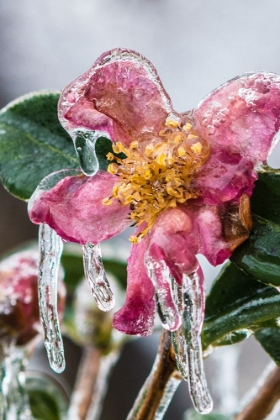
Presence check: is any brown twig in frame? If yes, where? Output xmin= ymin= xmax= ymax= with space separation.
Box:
xmin=233 ymin=365 xmax=280 ymax=420
xmin=126 ymin=330 xmax=182 ymax=420
xmin=68 ymin=346 xmax=102 ymax=420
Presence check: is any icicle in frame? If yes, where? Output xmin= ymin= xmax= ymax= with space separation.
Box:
xmin=171 ymin=271 xmax=213 ymax=414
xmin=145 ymin=255 xmax=181 ymax=331
xmin=82 ymin=243 xmax=115 ymax=312
xmin=38 ymin=224 xmax=65 ymax=373
xmin=71 ymin=129 xmax=99 ymax=176
xmin=0 ymin=341 xmax=34 ymax=420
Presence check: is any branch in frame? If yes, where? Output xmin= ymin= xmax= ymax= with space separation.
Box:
xmin=233 ymin=365 xmax=280 ymax=420
xmin=126 ymin=330 xmax=182 ymax=420
xmin=67 ymin=346 xmax=118 ymax=420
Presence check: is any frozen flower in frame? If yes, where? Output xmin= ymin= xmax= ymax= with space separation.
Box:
xmin=0 ymin=250 xmax=65 ymax=346
xmin=29 ymin=49 xmax=280 ymax=337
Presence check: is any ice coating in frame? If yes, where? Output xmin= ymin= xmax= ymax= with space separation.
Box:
xmin=59 ymin=48 xmax=173 ymax=144
xmin=29 ymin=169 xmax=131 ymax=245
xmin=82 ymin=243 xmax=115 ymax=311
xmin=145 ymin=253 xmax=181 ymax=331
xmin=71 ymin=129 xmax=100 ymax=176
xmin=0 ymin=344 xmax=34 ymax=419
xmin=195 ymin=72 xmax=280 ymax=166
xmin=171 ymin=269 xmax=213 ymax=414
xmin=38 ymin=224 xmax=65 ymax=373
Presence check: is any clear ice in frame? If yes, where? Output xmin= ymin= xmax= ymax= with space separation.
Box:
xmin=171 ymin=271 xmax=213 ymax=414
xmin=38 ymin=224 xmax=65 ymax=373
xmin=0 ymin=341 xmax=34 ymax=420
xmin=145 ymin=256 xmax=181 ymax=331
xmin=82 ymin=243 xmax=115 ymax=312
xmin=71 ymin=129 xmax=100 ymax=176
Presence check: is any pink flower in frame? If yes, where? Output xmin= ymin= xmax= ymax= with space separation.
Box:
xmin=0 ymin=250 xmax=66 ymax=346
xmin=29 ymin=49 xmax=280 ymax=337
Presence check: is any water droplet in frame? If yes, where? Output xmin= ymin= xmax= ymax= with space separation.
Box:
xmin=0 ymin=342 xmax=35 ymax=419
xmin=38 ymin=224 xmax=65 ymax=373
xmin=171 ymin=271 xmax=213 ymax=414
xmin=71 ymin=129 xmax=100 ymax=176
xmin=145 ymin=255 xmax=181 ymax=331
xmin=82 ymin=243 xmax=115 ymax=312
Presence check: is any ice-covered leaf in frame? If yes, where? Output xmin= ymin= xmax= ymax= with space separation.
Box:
xmin=255 ymin=327 xmax=280 ymax=365
xmin=0 ymin=92 xmax=123 ymax=200
xmin=203 ymin=262 xmax=280 ymax=350
xmin=251 ymin=167 xmax=280 ymax=225
xmin=231 ymin=215 xmax=280 ymax=287
xmin=0 ymin=92 xmax=78 ymax=199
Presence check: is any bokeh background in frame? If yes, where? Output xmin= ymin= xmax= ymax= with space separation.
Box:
xmin=1 ymin=1 xmax=280 ymax=419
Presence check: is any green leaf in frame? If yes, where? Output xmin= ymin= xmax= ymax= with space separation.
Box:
xmin=231 ymin=215 xmax=280 ymax=287
xmin=255 ymin=327 xmax=280 ymax=366
xmin=0 ymin=92 xmax=79 ymax=200
xmin=203 ymin=262 xmax=280 ymax=350
xmin=29 ymin=389 xmax=61 ymax=420
xmin=0 ymin=92 xmax=123 ymax=200
xmin=26 ymin=374 xmax=67 ymax=420
xmin=251 ymin=167 xmax=280 ymax=225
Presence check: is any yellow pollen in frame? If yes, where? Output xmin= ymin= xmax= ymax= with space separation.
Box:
xmin=129 ymin=235 xmax=139 ymax=244
xmin=102 ymin=197 xmax=113 ymax=206
xmin=182 ymin=123 xmax=192 ymax=132
xmin=188 ymin=134 xmax=199 ymax=140
xmin=191 ymin=142 xmax=203 ymax=155
xmin=165 ymin=119 xmax=179 ymax=128
xmin=104 ymin=125 xmax=210 ymax=242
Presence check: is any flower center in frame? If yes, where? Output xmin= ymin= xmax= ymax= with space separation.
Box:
xmin=103 ymin=117 xmax=210 ymax=243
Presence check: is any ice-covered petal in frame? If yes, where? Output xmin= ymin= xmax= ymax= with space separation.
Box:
xmin=28 ymin=169 xmax=131 ymax=244
xmin=148 ymin=208 xmax=200 ymax=282
xmin=59 ymin=48 xmax=173 ymax=145
xmin=113 ymin=234 xmax=155 ymax=336
xmin=194 ymin=149 xmax=257 ymax=205
xmin=195 ymin=72 xmax=280 ymax=165
xmin=148 ymin=206 xmax=232 ymax=272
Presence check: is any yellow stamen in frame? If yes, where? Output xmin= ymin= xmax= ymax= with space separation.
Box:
xmin=165 ymin=119 xmax=179 ymax=128
xmin=102 ymin=197 xmax=113 ymax=206
xmin=104 ymin=122 xmax=210 ymax=241
xmin=182 ymin=123 xmax=192 ymax=132
xmin=191 ymin=142 xmax=203 ymax=154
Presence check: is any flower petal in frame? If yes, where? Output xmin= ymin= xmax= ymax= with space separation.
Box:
xmin=29 ymin=170 xmax=131 ymax=244
xmin=113 ymin=234 xmax=155 ymax=336
xmin=195 ymin=149 xmax=257 ymax=204
xmin=148 ymin=206 xmax=232 ymax=274
xmin=195 ymin=72 xmax=280 ymax=165
xmin=59 ymin=48 xmax=172 ymax=145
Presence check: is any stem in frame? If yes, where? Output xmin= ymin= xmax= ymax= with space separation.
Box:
xmin=67 ymin=346 xmax=119 ymax=420
xmin=233 ymin=365 xmax=280 ymax=420
xmin=126 ymin=330 xmax=182 ymax=420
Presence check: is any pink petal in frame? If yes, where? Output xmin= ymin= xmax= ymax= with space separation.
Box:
xmin=195 ymin=72 xmax=280 ymax=165
xmin=59 ymin=48 xmax=172 ymax=145
xmin=194 ymin=149 xmax=257 ymax=205
xmin=29 ymin=170 xmax=131 ymax=244
xmin=148 ymin=208 xmax=200 ymax=283
xmin=148 ymin=206 xmax=231 ymax=275
xmin=113 ymin=234 xmax=155 ymax=336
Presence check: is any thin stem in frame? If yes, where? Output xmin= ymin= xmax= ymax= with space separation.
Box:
xmin=67 ymin=346 xmax=118 ymax=420
xmin=126 ymin=330 xmax=182 ymax=420
xmin=233 ymin=365 xmax=280 ymax=420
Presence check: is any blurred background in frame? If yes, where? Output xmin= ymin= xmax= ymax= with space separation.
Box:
xmin=1 ymin=0 xmax=280 ymax=418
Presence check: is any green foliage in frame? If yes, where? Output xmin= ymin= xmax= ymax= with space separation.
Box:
xmin=26 ymin=375 xmax=67 ymax=420
xmin=0 ymin=92 xmax=123 ymax=200
xmin=203 ymin=262 xmax=280 ymax=350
